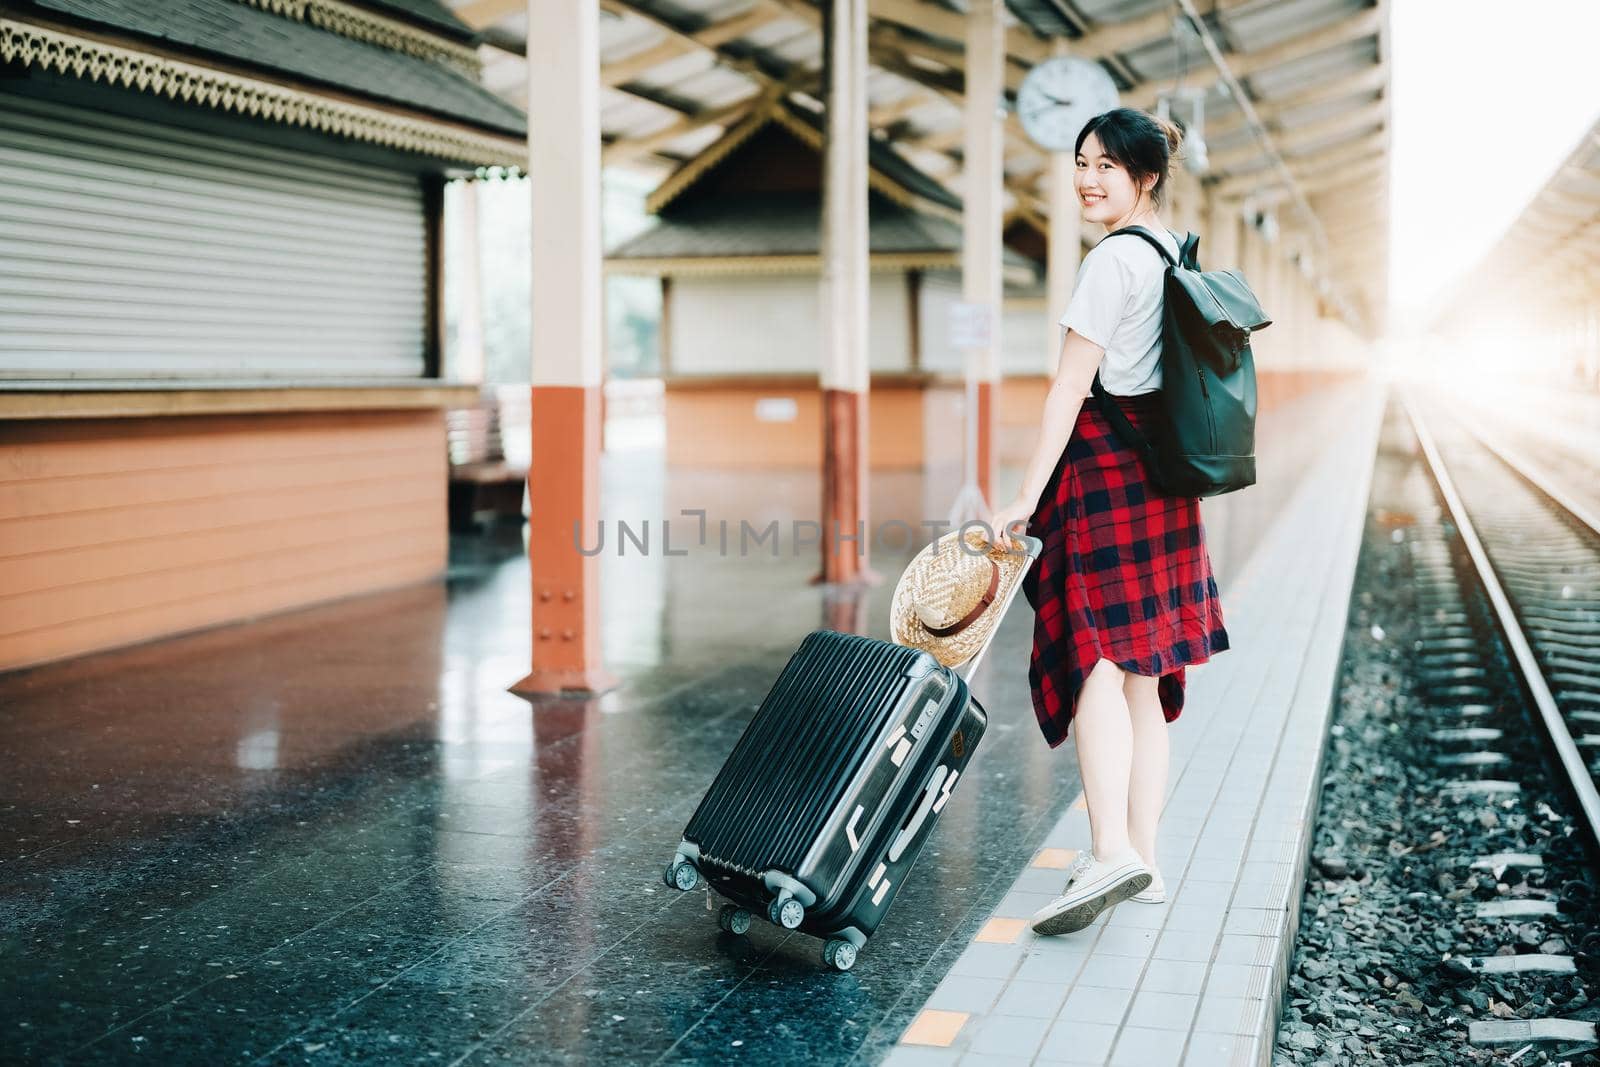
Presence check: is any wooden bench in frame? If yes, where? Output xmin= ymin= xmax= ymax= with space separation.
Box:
xmin=447 ymin=389 xmax=527 ymax=531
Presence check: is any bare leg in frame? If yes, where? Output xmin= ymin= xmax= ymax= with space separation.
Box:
xmin=1072 ymin=657 xmax=1135 ymax=859
xmin=1123 ymin=671 xmax=1169 ymax=869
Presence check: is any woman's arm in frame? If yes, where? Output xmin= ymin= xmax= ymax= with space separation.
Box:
xmin=1018 ymin=329 xmax=1107 ymax=509
xmin=988 ymin=328 xmax=1106 ymax=546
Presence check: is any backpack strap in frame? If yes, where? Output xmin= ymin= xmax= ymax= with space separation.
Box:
xmin=1090 ymin=372 xmax=1160 ymax=470
xmin=1103 ymin=225 xmax=1180 ymax=267
xmin=1178 ymin=231 xmax=1200 ymax=270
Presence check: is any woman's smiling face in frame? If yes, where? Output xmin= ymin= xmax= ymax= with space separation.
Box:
xmin=1075 ymin=131 xmax=1153 ymax=225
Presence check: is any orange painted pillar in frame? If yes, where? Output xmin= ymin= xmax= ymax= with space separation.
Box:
xmin=514 ymin=0 xmax=617 ymax=697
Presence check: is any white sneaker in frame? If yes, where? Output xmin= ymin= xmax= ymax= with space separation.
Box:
xmin=1130 ymin=867 xmax=1166 ymax=903
xmin=1030 ymin=848 xmax=1151 ymax=935
xmin=1067 ymin=851 xmax=1164 ymax=904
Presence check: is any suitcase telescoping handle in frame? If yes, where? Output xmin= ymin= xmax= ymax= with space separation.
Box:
xmin=955 ymin=531 xmax=1043 ymax=683
xmin=888 ymin=764 xmax=951 ymax=862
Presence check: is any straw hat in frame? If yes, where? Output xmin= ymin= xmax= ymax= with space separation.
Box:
xmin=891 ymin=527 xmax=1030 ymax=667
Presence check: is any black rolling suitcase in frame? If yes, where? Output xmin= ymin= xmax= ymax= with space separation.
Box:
xmin=663 ymin=534 xmax=1042 ymax=971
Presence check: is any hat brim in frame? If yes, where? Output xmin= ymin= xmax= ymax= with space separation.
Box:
xmin=890 ymin=530 xmax=1031 ymax=668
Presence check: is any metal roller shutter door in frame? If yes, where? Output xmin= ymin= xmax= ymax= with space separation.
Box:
xmin=0 ymin=93 xmax=427 ymax=380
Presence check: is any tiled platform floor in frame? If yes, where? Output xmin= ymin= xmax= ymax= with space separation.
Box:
xmin=885 ymin=381 xmax=1386 ymax=1067
xmin=1 ymin=377 xmax=1376 ymax=1065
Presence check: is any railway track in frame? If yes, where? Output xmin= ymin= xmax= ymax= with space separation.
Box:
xmin=1401 ymin=387 xmax=1600 ymax=1058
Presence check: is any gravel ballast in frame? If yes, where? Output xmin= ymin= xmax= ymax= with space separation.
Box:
xmin=1273 ymin=399 xmax=1600 ymax=1066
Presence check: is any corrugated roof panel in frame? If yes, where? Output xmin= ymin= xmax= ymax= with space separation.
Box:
xmin=1277 ymin=87 xmax=1382 ymax=129
xmin=1074 ymin=0 xmax=1173 ymax=23
xmin=1204 ymin=123 xmax=1261 ymax=157
xmin=1221 ymin=0 xmax=1366 ymax=53
xmin=904 ymin=100 xmax=961 ymax=129
xmin=600 ymin=93 xmax=674 ymax=137
xmin=661 ymin=123 xmax=730 ymax=158
xmin=1246 ymin=36 xmax=1376 ymax=97
xmin=763 ymin=29 xmax=823 ymax=68
xmin=664 ymin=67 xmax=764 ymax=110
xmin=661 ymin=0 xmax=755 ymax=18
xmin=739 ymin=15 xmax=815 ymax=50
xmin=631 ymin=48 xmax=720 ymax=89
xmin=1118 ymin=35 xmax=1218 ymax=84
xmin=1281 ymin=121 xmax=1382 ymax=163
xmin=600 ymin=15 xmax=667 ymax=61
xmin=480 ymin=50 xmax=526 ymax=95
xmin=610 ymin=106 xmax=679 ymax=142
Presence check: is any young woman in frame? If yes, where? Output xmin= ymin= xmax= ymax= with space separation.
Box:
xmin=989 ymin=107 xmax=1232 ymax=936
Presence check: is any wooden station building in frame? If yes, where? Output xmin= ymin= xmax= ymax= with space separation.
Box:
xmin=0 ymin=0 xmax=524 ymax=671
xmin=605 ymin=96 xmax=1050 ymax=470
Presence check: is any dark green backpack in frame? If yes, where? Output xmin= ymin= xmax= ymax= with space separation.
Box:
xmin=1090 ymin=225 xmax=1270 ymax=498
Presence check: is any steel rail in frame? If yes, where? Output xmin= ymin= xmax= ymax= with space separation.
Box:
xmin=1401 ymin=388 xmax=1600 ymax=850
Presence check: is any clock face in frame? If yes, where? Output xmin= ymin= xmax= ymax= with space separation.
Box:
xmin=1017 ymin=57 xmax=1120 ymax=154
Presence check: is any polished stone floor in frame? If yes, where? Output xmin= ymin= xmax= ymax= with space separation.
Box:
xmin=0 ymin=384 xmax=1363 ymax=1065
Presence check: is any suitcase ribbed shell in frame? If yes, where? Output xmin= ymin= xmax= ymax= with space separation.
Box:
xmin=683 ymin=630 xmax=934 ymax=875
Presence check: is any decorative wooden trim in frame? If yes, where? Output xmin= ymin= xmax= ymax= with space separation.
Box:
xmin=238 ymin=0 xmax=482 ymax=77
xmin=0 ymin=19 xmax=525 ymax=166
xmin=0 ymin=384 xmax=483 ymax=419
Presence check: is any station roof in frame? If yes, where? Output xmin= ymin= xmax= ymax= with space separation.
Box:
xmin=607 ymin=101 xmax=1037 ymax=280
xmin=446 ymin=0 xmax=1393 ymax=335
xmin=6 ymin=0 xmax=527 ymax=154
xmin=1432 ymin=111 xmax=1600 ymax=328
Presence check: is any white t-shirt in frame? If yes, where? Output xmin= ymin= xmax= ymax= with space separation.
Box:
xmin=1058 ymin=227 xmax=1181 ymax=396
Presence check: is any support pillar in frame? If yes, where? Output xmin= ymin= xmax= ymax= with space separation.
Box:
xmin=962 ymin=0 xmax=1005 ymax=509
xmin=817 ymin=0 xmax=872 ymax=586
xmin=514 ymin=0 xmax=617 ymax=697
xmin=1045 ymin=147 xmax=1081 ymax=375
xmin=1043 ymin=40 xmax=1081 ymax=376
xmin=453 ymin=179 xmax=486 ymax=386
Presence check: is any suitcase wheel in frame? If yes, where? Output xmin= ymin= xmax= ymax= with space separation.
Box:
xmin=717 ymin=904 xmax=752 ymax=936
xmin=767 ymin=896 xmax=805 ymax=930
xmin=665 ymin=860 xmax=700 ymax=892
xmin=822 ymin=939 xmax=858 ymax=972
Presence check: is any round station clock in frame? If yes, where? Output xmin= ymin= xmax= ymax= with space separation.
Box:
xmin=1016 ymin=56 xmax=1119 ymax=153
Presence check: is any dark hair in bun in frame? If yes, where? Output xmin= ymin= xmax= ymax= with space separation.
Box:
xmin=1074 ymin=107 xmax=1185 ymax=210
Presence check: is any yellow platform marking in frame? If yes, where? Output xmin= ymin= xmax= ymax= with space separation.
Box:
xmin=901 ymin=1009 xmax=969 ymax=1047
xmin=974 ymin=917 xmax=1028 ymax=944
xmin=1032 ymin=847 xmax=1079 ymax=869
